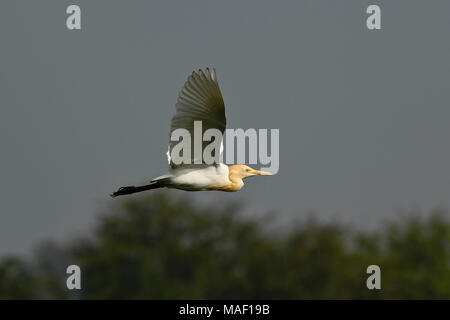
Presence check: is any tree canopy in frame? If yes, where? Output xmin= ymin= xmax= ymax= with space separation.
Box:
xmin=1 ymin=192 xmax=449 ymax=299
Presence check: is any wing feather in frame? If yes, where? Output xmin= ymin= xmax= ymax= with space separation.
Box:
xmin=167 ymin=68 xmax=226 ymax=168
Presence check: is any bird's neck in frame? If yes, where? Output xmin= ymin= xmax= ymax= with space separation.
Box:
xmin=228 ymin=175 xmax=244 ymax=191
xmin=226 ymin=165 xmax=244 ymax=191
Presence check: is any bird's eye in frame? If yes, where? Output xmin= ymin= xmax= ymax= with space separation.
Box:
xmin=246 ymin=169 xmax=250 ymax=172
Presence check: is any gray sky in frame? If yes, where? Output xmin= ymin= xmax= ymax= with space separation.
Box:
xmin=1 ymin=1 xmax=449 ymax=257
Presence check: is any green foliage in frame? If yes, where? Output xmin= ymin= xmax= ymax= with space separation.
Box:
xmin=0 ymin=193 xmax=449 ymax=299
xmin=0 ymin=257 xmax=37 ymax=299
xmin=376 ymin=213 xmax=450 ymax=299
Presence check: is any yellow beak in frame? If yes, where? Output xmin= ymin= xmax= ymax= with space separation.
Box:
xmin=249 ymin=169 xmax=272 ymax=176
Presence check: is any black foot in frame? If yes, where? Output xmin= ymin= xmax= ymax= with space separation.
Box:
xmin=110 ymin=186 xmax=136 ymax=197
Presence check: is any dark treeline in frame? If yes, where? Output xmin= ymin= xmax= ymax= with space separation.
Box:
xmin=1 ymin=192 xmax=449 ymax=299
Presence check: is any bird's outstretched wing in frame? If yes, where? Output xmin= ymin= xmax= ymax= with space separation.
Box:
xmin=167 ymin=68 xmax=226 ymax=168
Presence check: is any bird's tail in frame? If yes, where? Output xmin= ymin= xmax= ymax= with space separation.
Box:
xmin=111 ymin=181 xmax=165 ymax=197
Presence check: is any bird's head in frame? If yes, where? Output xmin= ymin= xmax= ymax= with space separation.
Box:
xmin=230 ymin=165 xmax=272 ymax=179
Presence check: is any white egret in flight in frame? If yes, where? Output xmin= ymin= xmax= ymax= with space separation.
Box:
xmin=111 ymin=68 xmax=271 ymax=197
